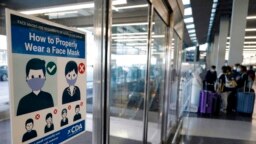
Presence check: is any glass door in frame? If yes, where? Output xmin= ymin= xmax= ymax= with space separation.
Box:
xmin=109 ymin=0 xmax=150 ymax=143
xmin=147 ymin=11 xmax=168 ymax=144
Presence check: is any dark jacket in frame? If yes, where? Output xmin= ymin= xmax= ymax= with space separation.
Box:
xmin=204 ymin=70 xmax=217 ymax=84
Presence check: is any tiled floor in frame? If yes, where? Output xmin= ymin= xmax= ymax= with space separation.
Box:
xmin=180 ymin=115 xmax=256 ymax=144
xmin=180 ymin=135 xmax=256 ymax=144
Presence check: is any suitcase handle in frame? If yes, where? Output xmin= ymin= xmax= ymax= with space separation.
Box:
xmin=243 ymin=81 xmax=251 ymax=92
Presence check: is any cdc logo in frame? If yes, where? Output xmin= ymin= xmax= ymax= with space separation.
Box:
xmin=68 ymin=123 xmax=83 ymax=135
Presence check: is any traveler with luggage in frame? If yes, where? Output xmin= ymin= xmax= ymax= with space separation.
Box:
xmin=204 ymin=65 xmax=217 ymax=92
xmin=198 ymin=66 xmax=220 ymax=115
xmin=236 ymin=65 xmax=255 ymax=116
xmin=247 ymin=65 xmax=255 ymax=89
xmin=226 ymin=66 xmax=238 ymax=113
xmin=236 ymin=65 xmax=248 ymax=89
xmin=232 ymin=63 xmax=241 ymax=79
xmin=218 ymin=66 xmax=237 ymax=113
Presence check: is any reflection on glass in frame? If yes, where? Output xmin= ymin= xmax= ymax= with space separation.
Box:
xmin=167 ymin=32 xmax=179 ymax=133
xmin=109 ymin=0 xmax=149 ymax=143
xmin=147 ymin=12 xmax=167 ymax=144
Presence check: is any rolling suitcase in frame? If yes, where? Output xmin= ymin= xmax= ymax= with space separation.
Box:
xmin=198 ymin=90 xmax=213 ymax=114
xmin=211 ymin=93 xmax=221 ymax=115
xmin=236 ymin=84 xmax=255 ymax=115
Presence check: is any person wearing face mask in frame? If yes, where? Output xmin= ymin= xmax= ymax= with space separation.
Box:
xmin=236 ymin=65 xmax=248 ymax=89
xmin=247 ymin=65 xmax=255 ymax=89
xmin=62 ymin=61 xmax=80 ymax=104
xmin=22 ymin=118 xmax=37 ymax=142
xmin=232 ymin=63 xmax=241 ymax=79
xmin=17 ymin=58 xmax=54 ymax=116
xmin=204 ymin=65 xmax=217 ymax=92
xmin=44 ymin=113 xmax=54 ymax=133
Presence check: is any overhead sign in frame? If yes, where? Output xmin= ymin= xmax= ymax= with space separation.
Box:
xmin=6 ymin=9 xmax=87 ymax=144
xmin=185 ymin=50 xmax=195 ymax=62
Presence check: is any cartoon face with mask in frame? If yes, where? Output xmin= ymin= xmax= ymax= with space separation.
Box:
xmin=26 ymin=69 xmax=46 ymax=91
xmin=17 ymin=58 xmax=54 ymax=116
xmin=62 ymin=61 xmax=81 ymax=104
xmin=65 ymin=69 xmax=77 ymax=86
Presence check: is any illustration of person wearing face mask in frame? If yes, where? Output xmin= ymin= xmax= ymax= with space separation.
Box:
xmin=22 ymin=118 xmax=37 ymax=142
xmin=44 ymin=113 xmax=54 ymax=133
xmin=17 ymin=58 xmax=54 ymax=116
xmin=62 ymin=61 xmax=80 ymax=104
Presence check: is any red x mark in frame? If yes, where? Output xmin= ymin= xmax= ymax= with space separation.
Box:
xmin=35 ymin=114 xmax=40 ymax=120
xmin=78 ymin=63 xmax=85 ymax=74
xmin=53 ymin=109 xmax=58 ymax=114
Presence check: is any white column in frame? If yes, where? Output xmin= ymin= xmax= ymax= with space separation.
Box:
xmin=228 ymin=0 xmax=249 ymax=65
xmin=216 ymin=17 xmax=229 ymax=73
xmin=210 ymin=34 xmax=219 ymax=67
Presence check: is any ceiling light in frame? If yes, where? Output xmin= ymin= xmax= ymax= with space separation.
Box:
xmin=184 ymin=17 xmax=194 ymax=23
xmin=112 ymin=0 xmax=127 ymax=5
xmin=44 ymin=10 xmax=78 ymax=16
xmin=245 ymin=36 xmax=256 ymax=39
xmin=112 ymin=22 xmax=149 ymax=27
xmin=184 ymin=7 xmax=192 ymax=16
xmin=244 ymin=45 xmax=256 ymax=48
xmin=244 ymin=41 xmax=256 ymax=44
xmin=182 ymin=0 xmax=190 ymax=5
xmin=244 ymin=49 xmax=256 ymax=51
xmin=245 ymin=28 xmax=256 ymax=32
xmin=213 ymin=0 xmax=218 ymax=2
xmin=189 ymin=33 xmax=196 ymax=37
xmin=188 ymin=29 xmax=195 ymax=33
xmin=112 ymin=6 xmax=119 ymax=11
xmin=112 ymin=35 xmax=164 ymax=39
xmin=211 ymin=9 xmax=216 ymax=13
xmin=116 ymin=4 xmax=148 ymax=10
xmin=212 ymin=3 xmax=217 ymax=8
xmin=20 ymin=3 xmax=94 ymax=14
xmin=112 ymin=32 xmax=148 ymax=36
xmin=114 ymin=39 xmax=148 ymax=42
xmin=112 ymin=36 xmax=147 ymax=39
xmin=152 ymin=35 xmax=165 ymax=38
xmin=186 ymin=24 xmax=195 ymax=29
xmin=247 ymin=16 xmax=256 ymax=20
xmin=21 ymin=0 xmax=126 ymax=15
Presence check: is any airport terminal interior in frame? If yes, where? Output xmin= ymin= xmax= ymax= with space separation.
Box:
xmin=0 ymin=0 xmax=256 ymax=144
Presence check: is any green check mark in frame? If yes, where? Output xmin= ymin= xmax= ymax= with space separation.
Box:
xmin=47 ymin=61 xmax=57 ymax=75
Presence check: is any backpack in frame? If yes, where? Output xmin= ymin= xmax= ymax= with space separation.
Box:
xmin=225 ymin=75 xmax=237 ymax=88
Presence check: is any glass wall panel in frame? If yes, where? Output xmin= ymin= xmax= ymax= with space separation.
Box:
xmin=109 ymin=0 xmax=149 ymax=143
xmin=167 ymin=31 xmax=179 ymax=132
xmin=147 ymin=11 xmax=167 ymax=144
